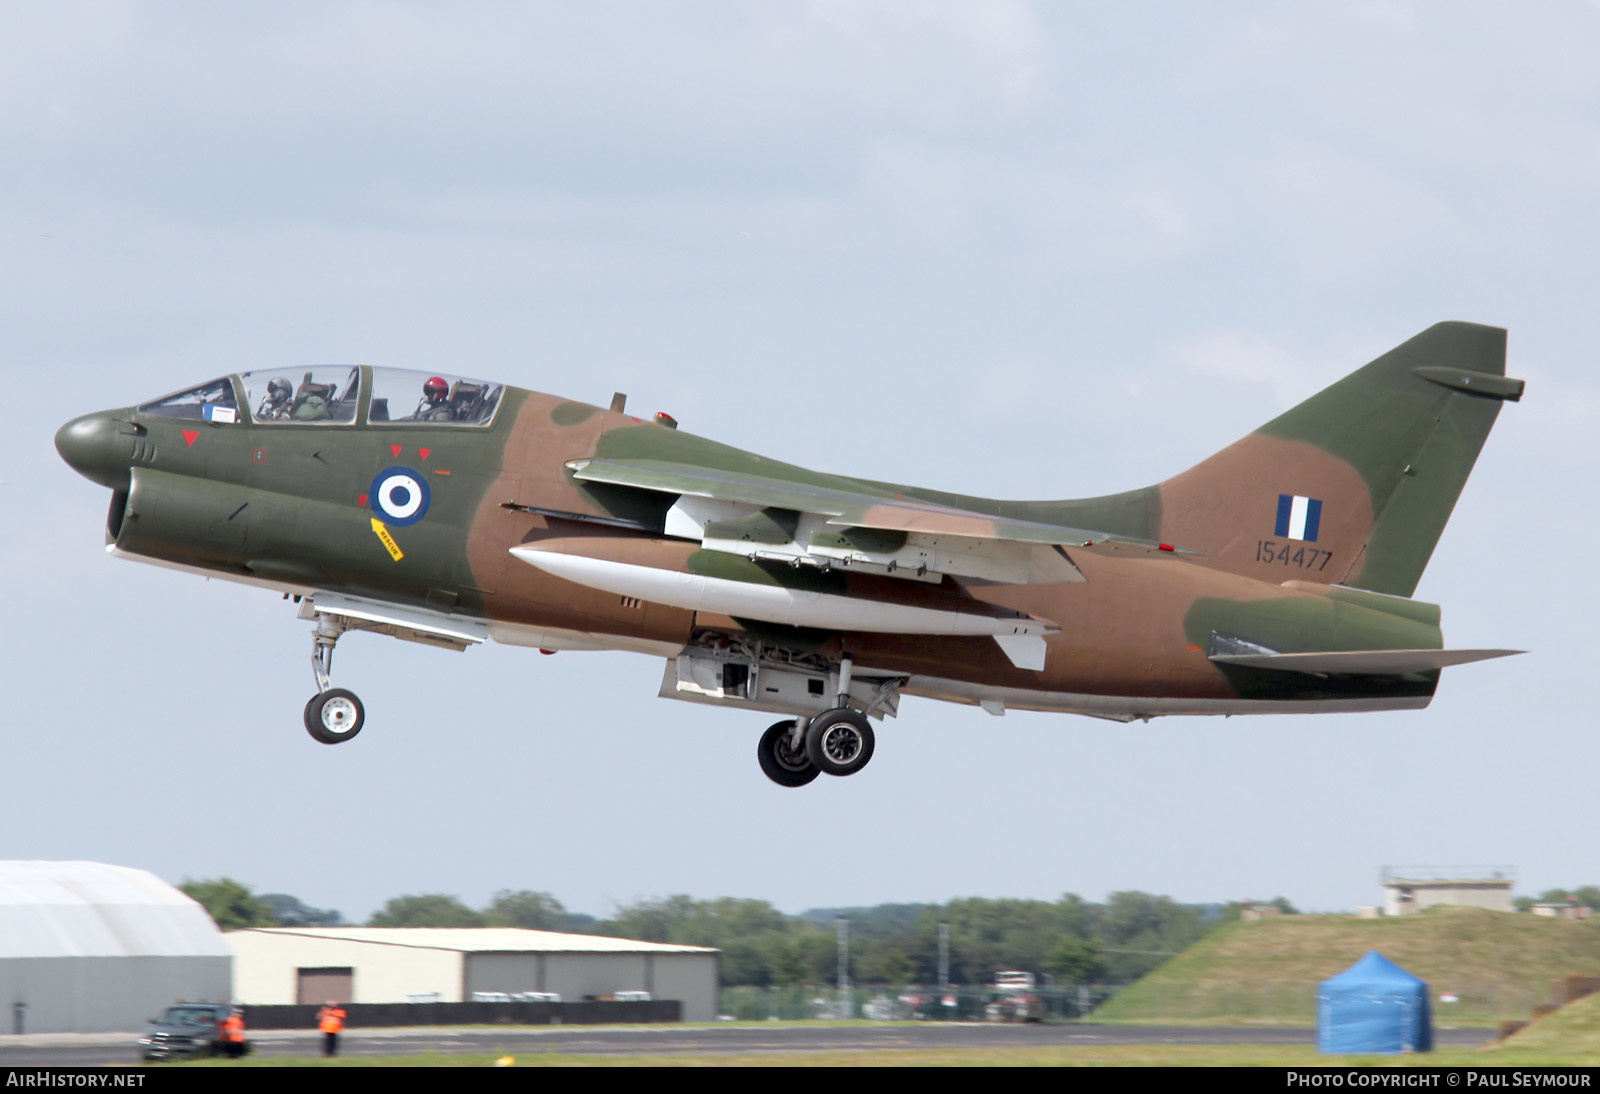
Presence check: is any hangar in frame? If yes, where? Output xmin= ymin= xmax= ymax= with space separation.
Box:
xmin=229 ymin=927 xmax=720 ymax=1021
xmin=0 ymin=861 xmax=232 ymax=1033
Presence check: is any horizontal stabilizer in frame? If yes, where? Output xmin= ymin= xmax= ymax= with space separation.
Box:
xmin=1210 ymin=648 xmax=1523 ymax=676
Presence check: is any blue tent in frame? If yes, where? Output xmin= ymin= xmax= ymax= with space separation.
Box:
xmin=1317 ymin=950 xmax=1433 ymax=1054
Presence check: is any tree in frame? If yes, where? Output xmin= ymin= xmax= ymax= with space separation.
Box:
xmin=1518 ymin=887 xmax=1600 ymax=912
xmin=601 ymin=896 xmax=788 ymax=948
xmin=861 ymin=946 xmax=916 ymax=988
xmin=484 ymin=890 xmax=567 ymax=930
xmin=180 ymin=878 xmax=278 ymax=930
xmin=259 ymin=892 xmax=343 ymax=927
xmin=769 ymin=938 xmax=811 ymax=987
xmin=368 ymin=893 xmax=484 ymax=928
xmin=1045 ymin=936 xmax=1104 ymax=984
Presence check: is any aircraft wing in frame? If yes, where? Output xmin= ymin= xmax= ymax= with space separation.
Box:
xmin=566 ymin=457 xmax=1188 ymax=585
xmin=1209 ymin=648 xmax=1524 ymax=676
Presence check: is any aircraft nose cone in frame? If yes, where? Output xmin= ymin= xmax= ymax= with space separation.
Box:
xmin=55 ymin=411 xmax=131 ymax=491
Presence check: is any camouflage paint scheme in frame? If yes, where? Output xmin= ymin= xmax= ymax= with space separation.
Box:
xmin=56 ymin=322 xmax=1522 ymax=758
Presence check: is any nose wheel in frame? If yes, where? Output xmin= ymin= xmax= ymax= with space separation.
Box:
xmin=305 ymin=614 xmax=364 ymax=745
xmin=305 ymin=688 xmax=364 ymax=744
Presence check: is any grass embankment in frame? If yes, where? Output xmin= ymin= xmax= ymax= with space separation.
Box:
xmin=1095 ymin=906 xmax=1600 ymax=1024
xmin=1488 ymin=988 xmax=1600 ymax=1055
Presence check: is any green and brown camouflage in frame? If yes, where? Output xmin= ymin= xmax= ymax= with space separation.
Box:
xmin=54 ymin=322 xmax=1524 ymax=783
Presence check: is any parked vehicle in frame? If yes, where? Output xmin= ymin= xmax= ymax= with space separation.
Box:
xmin=139 ymin=1003 xmax=244 ymax=1061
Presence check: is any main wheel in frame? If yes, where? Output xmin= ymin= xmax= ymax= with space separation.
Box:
xmin=304 ymin=688 xmax=365 ymax=744
xmin=758 ymin=720 xmax=819 ymax=787
xmin=805 ymin=708 xmax=875 ymax=776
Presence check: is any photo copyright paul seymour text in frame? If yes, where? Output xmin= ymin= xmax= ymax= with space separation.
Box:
xmin=1287 ymin=1075 xmax=1592 ymax=1088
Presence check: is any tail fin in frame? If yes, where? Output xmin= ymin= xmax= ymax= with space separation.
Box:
xmin=1157 ymin=321 xmax=1522 ymax=597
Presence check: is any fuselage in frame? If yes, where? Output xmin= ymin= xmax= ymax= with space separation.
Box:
xmin=56 ymin=365 xmax=1444 ymax=722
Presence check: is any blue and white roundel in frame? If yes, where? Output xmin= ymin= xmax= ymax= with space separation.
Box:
xmin=369 ymin=467 xmax=431 ymax=527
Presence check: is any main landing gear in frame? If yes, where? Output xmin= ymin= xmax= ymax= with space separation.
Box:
xmin=305 ymin=614 xmax=364 ymax=745
xmin=756 ymin=655 xmax=879 ymax=788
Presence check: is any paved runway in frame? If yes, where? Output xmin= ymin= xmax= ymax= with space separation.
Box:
xmin=0 ymin=1022 xmax=1497 ymax=1067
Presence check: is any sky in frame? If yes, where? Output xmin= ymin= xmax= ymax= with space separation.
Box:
xmin=2 ymin=1 xmax=1595 ymax=924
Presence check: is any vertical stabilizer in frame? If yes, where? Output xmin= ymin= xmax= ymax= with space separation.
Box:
xmin=1154 ymin=322 xmax=1521 ymax=597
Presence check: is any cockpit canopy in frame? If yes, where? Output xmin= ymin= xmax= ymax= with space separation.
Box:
xmin=368 ymin=368 xmax=502 ymax=426
xmin=242 ymin=367 xmax=360 ymax=424
xmin=137 ymin=367 xmax=505 ymax=428
xmin=136 ymin=377 xmax=239 ymax=422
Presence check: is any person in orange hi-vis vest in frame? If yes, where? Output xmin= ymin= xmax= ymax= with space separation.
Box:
xmin=317 ymin=1000 xmax=346 ymax=1057
xmin=222 ymin=1007 xmax=247 ymax=1058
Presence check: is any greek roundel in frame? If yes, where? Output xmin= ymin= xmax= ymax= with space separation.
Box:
xmin=369 ymin=467 xmax=431 ymax=527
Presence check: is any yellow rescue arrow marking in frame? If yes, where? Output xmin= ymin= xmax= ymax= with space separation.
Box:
xmin=370 ymin=518 xmax=403 ymax=561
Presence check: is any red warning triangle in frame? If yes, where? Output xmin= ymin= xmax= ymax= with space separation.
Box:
xmin=182 ymin=430 xmax=198 ymax=447
xmin=390 ymin=444 xmax=403 ymax=458
xmin=418 ymin=448 xmax=431 ymax=461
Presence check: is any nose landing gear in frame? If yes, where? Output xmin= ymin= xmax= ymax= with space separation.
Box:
xmin=304 ymin=614 xmax=364 ymax=744
xmin=305 ymin=688 xmax=364 ymax=744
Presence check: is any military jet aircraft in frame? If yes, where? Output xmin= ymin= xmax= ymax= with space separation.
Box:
xmin=56 ymin=322 xmax=1522 ymax=786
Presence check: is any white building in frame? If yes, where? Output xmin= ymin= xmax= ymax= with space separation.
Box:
xmin=229 ymin=927 xmax=720 ymax=1021
xmin=1382 ymin=865 xmax=1514 ymax=915
xmin=0 ymin=861 xmax=232 ymax=1033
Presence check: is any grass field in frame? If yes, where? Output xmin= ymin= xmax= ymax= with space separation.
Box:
xmin=1096 ymin=906 xmax=1600 ymax=1023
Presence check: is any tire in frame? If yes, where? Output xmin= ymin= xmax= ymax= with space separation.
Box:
xmin=805 ymin=708 xmax=875 ymax=776
xmin=757 ymin=720 xmax=819 ymax=787
xmin=304 ymin=688 xmax=365 ymax=744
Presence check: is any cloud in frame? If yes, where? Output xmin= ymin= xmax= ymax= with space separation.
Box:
xmin=1236 ymin=143 xmax=1460 ymax=281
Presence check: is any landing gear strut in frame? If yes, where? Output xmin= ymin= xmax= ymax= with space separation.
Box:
xmin=755 ymin=655 xmax=881 ymax=786
xmin=304 ymin=614 xmax=364 ymax=744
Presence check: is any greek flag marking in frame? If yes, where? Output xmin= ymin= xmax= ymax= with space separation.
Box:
xmin=1274 ymin=494 xmax=1322 ymax=542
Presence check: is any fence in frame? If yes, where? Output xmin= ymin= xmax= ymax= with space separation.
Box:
xmin=718 ymin=985 xmax=1119 ymax=1022
xmin=722 ymin=979 xmax=1545 ymax=1023
xmin=242 ymin=999 xmax=679 ymax=1029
